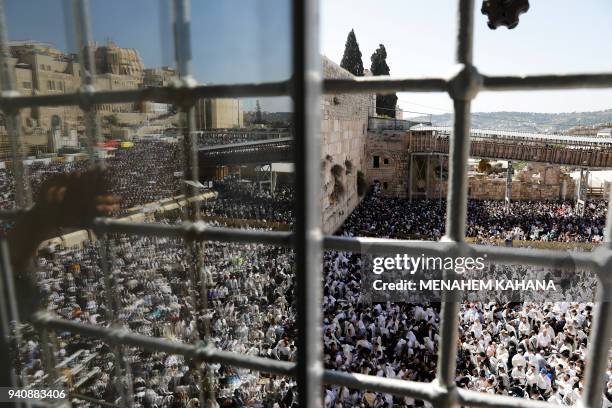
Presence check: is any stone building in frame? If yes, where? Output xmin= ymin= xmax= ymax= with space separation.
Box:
xmin=320 ymin=56 xmax=374 ymax=233
xmin=93 ymin=41 xmax=145 ymax=79
xmin=143 ymin=67 xmax=177 ymax=87
xmin=0 ymin=42 xmax=83 ymax=157
xmin=4 ymin=41 xmax=148 ymax=132
xmin=94 ymin=73 xmax=141 ymax=114
xmin=363 ymin=130 xmax=411 ymax=197
xmin=8 ymin=42 xmax=82 ymax=131
xmin=195 ymin=98 xmax=244 ymax=130
xmin=0 ymin=41 xmax=147 ymax=156
xmin=362 ymin=128 xmax=578 ymax=201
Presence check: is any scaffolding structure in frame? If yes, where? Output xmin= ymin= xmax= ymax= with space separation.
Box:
xmin=505 ymin=160 xmax=513 ymax=212
xmin=576 ymin=167 xmax=590 ymax=216
xmin=0 ymin=1 xmax=610 ymax=408
xmin=254 ymin=163 xmax=277 ymax=196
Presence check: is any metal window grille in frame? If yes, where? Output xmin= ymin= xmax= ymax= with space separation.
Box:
xmin=0 ymin=0 xmax=610 ymax=407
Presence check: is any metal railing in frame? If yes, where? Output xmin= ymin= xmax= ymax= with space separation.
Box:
xmin=0 ymin=0 xmax=610 ymax=408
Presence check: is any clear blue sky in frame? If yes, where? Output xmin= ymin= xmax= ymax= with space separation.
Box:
xmin=5 ymin=0 xmax=292 ymax=111
xmin=5 ymin=0 xmax=612 ymax=114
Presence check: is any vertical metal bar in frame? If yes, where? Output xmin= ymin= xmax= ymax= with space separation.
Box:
xmin=505 ymin=160 xmax=512 ymax=212
xmin=438 ymin=0 xmax=474 ymax=399
xmin=582 ymin=195 xmax=612 ymax=408
xmin=97 ymin=233 xmax=133 ymax=408
xmin=173 ymin=0 xmax=191 ymax=81
xmin=73 ymin=4 xmax=127 ymax=406
xmin=293 ymin=0 xmax=323 ymax=407
xmin=0 ymin=6 xmax=37 ymax=400
xmin=409 ymin=153 xmax=413 ymax=202
xmin=0 ymin=0 xmax=29 ymax=208
xmin=173 ymin=2 xmax=209 ymax=406
xmin=438 ymin=154 xmax=443 ymax=208
xmin=174 ymin=0 xmax=199 ymax=216
xmin=38 ymin=328 xmax=58 ymax=385
xmin=73 ymin=2 xmax=123 ymax=406
xmin=174 ymin=0 xmax=202 ymax=315
xmin=72 ymin=0 xmax=100 ymax=166
xmin=455 ymin=0 xmax=474 ymax=67
xmin=0 ymin=238 xmax=19 ymax=389
xmin=581 ymin=282 xmax=612 ymax=408
xmin=425 ymin=155 xmax=431 ymax=199
xmin=0 ymin=239 xmax=32 ymax=408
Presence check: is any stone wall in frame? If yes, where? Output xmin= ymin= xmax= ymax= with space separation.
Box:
xmin=320 ymin=57 xmax=373 ymax=233
xmin=430 ymin=164 xmax=577 ymax=201
xmin=3 ymin=43 xmax=171 ymax=154
xmin=363 ymin=131 xmax=410 ymax=197
xmin=466 ymin=175 xmax=576 ymax=201
xmin=363 ymin=131 xmax=579 ymax=201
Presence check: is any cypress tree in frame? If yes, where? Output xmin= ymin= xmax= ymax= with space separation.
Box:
xmin=255 ymin=100 xmax=263 ymax=124
xmin=340 ymin=29 xmax=364 ymax=76
xmin=370 ymin=44 xmax=398 ymax=118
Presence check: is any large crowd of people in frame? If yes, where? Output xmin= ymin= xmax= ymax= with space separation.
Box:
xmin=18 ymin=213 xmax=298 ymax=407
xmin=202 ymin=179 xmax=294 ymax=225
xmin=0 ymin=140 xmax=184 ymax=212
xmin=323 ymin=192 xmax=606 ymax=407
xmin=2 ymin=141 xmax=611 ymax=408
xmin=344 ymin=192 xmax=607 ymax=243
xmin=197 ymin=130 xmax=290 ymax=147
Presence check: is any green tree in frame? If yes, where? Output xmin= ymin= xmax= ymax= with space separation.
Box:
xmin=478 ymin=159 xmax=492 ymax=173
xmin=340 ymin=29 xmax=364 ymax=76
xmin=255 ymin=100 xmax=264 ymax=124
xmin=106 ymin=114 xmax=119 ymax=126
xmin=370 ymin=44 xmax=398 ymax=118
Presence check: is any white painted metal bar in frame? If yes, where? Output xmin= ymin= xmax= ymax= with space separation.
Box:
xmin=172 ymin=1 xmax=211 ymax=405
xmin=1 ymin=70 xmax=612 ymax=110
xmin=482 ymin=73 xmax=612 ymax=90
xmin=0 ymin=0 xmax=28 ymax=207
xmin=580 ymin=192 xmax=612 ymax=408
xmin=293 ymin=0 xmax=324 ymax=407
xmin=436 ymin=2 xmax=475 ymax=404
xmin=72 ymin=1 xmax=133 ymax=406
xmin=72 ymin=0 xmax=100 ymax=165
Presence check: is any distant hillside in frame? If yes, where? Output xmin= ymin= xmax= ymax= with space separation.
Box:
xmin=411 ymin=110 xmax=612 ymax=134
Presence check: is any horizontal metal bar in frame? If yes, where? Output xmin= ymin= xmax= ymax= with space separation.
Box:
xmin=93 ymin=220 xmax=603 ymax=274
xmin=70 ymin=394 xmax=118 ymax=408
xmin=323 ymin=235 xmax=600 ymax=274
xmin=33 ymin=312 xmax=562 ymax=408
xmin=324 ymin=235 xmax=450 ymax=255
xmin=0 ymin=211 xmax=603 ymax=276
xmin=323 ymin=370 xmax=442 ymax=402
xmin=34 ymin=312 xmax=295 ymax=377
xmin=468 ymin=243 xmax=599 ymax=273
xmin=92 ymin=218 xmax=293 ymax=247
xmin=0 ymin=81 xmax=291 ymax=110
xmin=0 ymin=212 xmax=596 ymax=278
xmin=323 ymin=76 xmax=448 ymax=94
xmin=482 ymin=73 xmax=612 ymax=91
xmin=1 ymin=71 xmax=611 ymax=110
xmin=457 ymin=388 xmax=556 ymax=408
